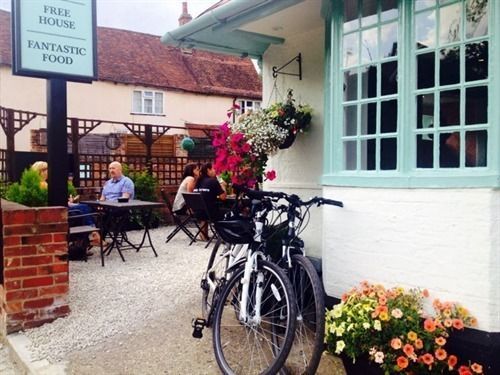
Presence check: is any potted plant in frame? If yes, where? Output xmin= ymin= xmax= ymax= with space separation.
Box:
xmin=325 ymin=281 xmax=483 ymax=374
xmin=266 ymin=89 xmax=313 ymax=149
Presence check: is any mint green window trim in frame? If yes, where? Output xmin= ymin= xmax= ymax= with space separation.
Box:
xmin=322 ymin=0 xmax=500 ymax=188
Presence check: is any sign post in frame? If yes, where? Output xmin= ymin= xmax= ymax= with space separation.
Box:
xmin=12 ymin=0 xmax=97 ymax=206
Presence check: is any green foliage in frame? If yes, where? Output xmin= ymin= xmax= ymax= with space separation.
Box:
xmin=126 ymin=168 xmax=162 ymax=227
xmin=5 ymin=169 xmax=48 ymax=207
xmin=68 ymin=182 xmax=77 ymax=197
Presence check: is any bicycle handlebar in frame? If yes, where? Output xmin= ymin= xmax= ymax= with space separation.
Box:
xmin=234 ymin=185 xmax=343 ymax=208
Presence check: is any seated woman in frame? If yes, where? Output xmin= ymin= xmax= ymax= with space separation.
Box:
xmin=194 ymin=162 xmax=227 ymax=220
xmin=172 ymin=163 xmax=200 ymax=215
xmin=30 ymin=161 xmax=102 ymax=247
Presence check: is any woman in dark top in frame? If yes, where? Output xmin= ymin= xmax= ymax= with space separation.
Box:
xmin=194 ymin=162 xmax=227 ymax=221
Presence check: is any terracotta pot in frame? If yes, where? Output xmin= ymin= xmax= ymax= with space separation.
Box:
xmin=279 ymin=131 xmax=296 ymax=149
xmin=341 ymin=354 xmax=382 ymax=375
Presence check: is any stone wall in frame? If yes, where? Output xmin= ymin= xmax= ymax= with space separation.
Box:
xmin=0 ymin=199 xmax=69 ymax=336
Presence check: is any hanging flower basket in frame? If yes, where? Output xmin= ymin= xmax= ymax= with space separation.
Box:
xmin=278 ymin=131 xmax=296 ymax=149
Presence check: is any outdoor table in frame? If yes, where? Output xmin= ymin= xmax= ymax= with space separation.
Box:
xmin=81 ymin=199 xmax=165 ymax=262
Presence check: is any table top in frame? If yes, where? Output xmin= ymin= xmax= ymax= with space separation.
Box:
xmin=81 ymin=199 xmax=165 ymax=210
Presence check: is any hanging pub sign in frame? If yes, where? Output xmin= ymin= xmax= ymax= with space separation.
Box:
xmin=12 ymin=0 xmax=97 ymax=82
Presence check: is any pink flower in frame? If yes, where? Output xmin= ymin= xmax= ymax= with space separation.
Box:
xmin=265 ymin=170 xmax=276 ymax=181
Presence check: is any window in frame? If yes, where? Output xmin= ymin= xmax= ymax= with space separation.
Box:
xmin=132 ymin=90 xmax=164 ymax=115
xmin=326 ymin=0 xmax=494 ymax=187
xmin=236 ymin=99 xmax=261 ymax=115
xmin=79 ymin=164 xmax=91 ymax=179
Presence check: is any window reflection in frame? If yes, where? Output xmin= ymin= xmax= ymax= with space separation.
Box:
xmin=416 ymin=10 xmax=436 ymax=48
xmin=465 ymin=41 xmax=488 ymax=81
xmin=344 ymin=105 xmax=357 ymax=136
xmin=344 ymin=141 xmax=357 ymax=170
xmin=440 ymin=3 xmax=462 ymax=44
xmin=416 ymin=94 xmax=434 ymax=130
xmin=361 ymin=0 xmax=378 ymax=27
xmin=415 ymin=0 xmax=436 ymax=11
xmin=381 ymin=138 xmax=397 ymax=170
xmin=381 ymin=0 xmax=398 ymax=21
xmin=440 ymin=132 xmax=460 ymax=168
xmin=361 ymin=65 xmax=377 ymax=98
xmin=343 ymin=33 xmax=359 ymax=67
xmin=380 ymin=22 xmax=398 ymax=58
xmin=362 ymin=28 xmax=378 ymax=63
xmin=465 ymin=130 xmax=487 ymax=167
xmin=417 ymin=52 xmax=435 ymax=89
xmin=361 ymin=103 xmax=377 ymax=135
xmin=360 ymin=139 xmax=376 ymax=170
xmin=417 ymin=134 xmax=434 ymax=168
xmin=344 ymin=69 xmax=358 ymax=101
xmin=344 ymin=0 xmax=359 ymax=32
xmin=440 ymin=47 xmax=460 ymax=86
xmin=381 ymin=100 xmax=397 ymax=133
xmin=439 ymin=90 xmax=460 ymax=127
xmin=465 ymin=86 xmax=487 ymax=125
xmin=381 ymin=61 xmax=398 ymax=95
xmin=466 ymin=0 xmax=488 ymax=39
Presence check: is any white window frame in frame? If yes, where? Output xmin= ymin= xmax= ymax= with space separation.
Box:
xmin=132 ymin=90 xmax=164 ymax=115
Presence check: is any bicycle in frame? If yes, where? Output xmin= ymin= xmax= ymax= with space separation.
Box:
xmin=203 ymin=194 xmax=298 ymax=374
xmin=240 ymin=188 xmax=343 ymax=375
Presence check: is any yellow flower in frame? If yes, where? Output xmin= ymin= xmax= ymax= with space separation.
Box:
xmin=335 ymin=340 xmax=346 ymax=354
xmin=407 ymin=331 xmax=418 ymax=341
xmin=373 ymin=320 xmax=382 ymax=331
xmin=379 ymin=311 xmax=389 ymax=321
xmin=332 ymin=305 xmax=343 ymax=318
xmin=336 ymin=325 xmax=345 ymax=337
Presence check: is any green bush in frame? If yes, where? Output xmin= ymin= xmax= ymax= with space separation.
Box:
xmin=5 ymin=169 xmax=47 ymax=207
xmin=126 ymin=168 xmax=163 ymax=227
xmin=5 ymin=169 xmax=78 ymax=207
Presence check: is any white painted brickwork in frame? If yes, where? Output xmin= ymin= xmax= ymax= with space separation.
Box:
xmin=322 ymin=187 xmax=500 ymax=332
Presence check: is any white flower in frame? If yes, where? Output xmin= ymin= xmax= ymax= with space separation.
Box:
xmin=373 ymin=320 xmax=382 ymax=331
xmin=335 ymin=340 xmax=346 ymax=354
xmin=363 ymin=322 xmax=371 ymax=329
xmin=332 ymin=305 xmax=343 ymax=318
xmin=336 ymin=325 xmax=345 ymax=337
xmin=391 ymin=308 xmax=403 ymax=319
xmin=374 ymin=351 xmax=385 ymax=364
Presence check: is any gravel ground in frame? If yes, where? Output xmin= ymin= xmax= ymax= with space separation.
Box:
xmin=22 ymin=227 xmax=346 ymax=374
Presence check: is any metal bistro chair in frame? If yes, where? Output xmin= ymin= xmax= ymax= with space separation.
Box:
xmin=161 ymin=189 xmax=200 ymax=243
xmin=182 ymin=192 xmax=218 ymax=248
xmin=68 ymin=209 xmax=105 ymax=267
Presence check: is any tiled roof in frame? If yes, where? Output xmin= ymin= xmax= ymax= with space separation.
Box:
xmin=0 ymin=10 xmax=261 ymax=99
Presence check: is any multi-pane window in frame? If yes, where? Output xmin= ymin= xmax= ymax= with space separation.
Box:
xmin=336 ymin=0 xmax=490 ymax=178
xmin=132 ymin=90 xmax=164 ymax=115
xmin=414 ymin=0 xmax=489 ymax=168
xmin=237 ymin=99 xmax=261 ymax=114
xmin=342 ymin=0 xmax=399 ymax=171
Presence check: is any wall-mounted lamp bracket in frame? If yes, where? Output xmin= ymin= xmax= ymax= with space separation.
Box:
xmin=272 ymin=53 xmax=302 ymax=80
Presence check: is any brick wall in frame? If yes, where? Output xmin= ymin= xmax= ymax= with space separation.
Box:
xmin=0 ymin=199 xmax=69 ymax=336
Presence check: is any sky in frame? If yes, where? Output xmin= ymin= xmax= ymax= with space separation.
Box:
xmin=0 ymin=0 xmax=218 ymax=36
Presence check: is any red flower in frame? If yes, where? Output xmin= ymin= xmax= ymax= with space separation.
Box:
xmin=265 ymin=170 xmax=276 ymax=181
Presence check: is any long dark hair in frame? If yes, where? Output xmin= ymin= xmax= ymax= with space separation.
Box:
xmin=182 ymin=163 xmax=198 ymax=179
xmin=199 ymin=163 xmax=212 ymax=180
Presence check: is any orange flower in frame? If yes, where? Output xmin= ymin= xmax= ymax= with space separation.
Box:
xmin=448 ymin=355 xmax=458 ymax=370
xmin=423 ymin=289 xmax=430 ymax=298
xmin=397 ymin=356 xmax=409 ymax=369
xmin=391 ymin=338 xmax=402 ymax=350
xmin=415 ymin=339 xmax=424 ymax=349
xmin=471 ymin=363 xmax=483 ymax=374
xmin=407 ymin=331 xmax=417 ymax=341
xmin=424 ymin=318 xmax=436 ymax=332
xmin=469 ymin=317 xmax=478 ymax=327
xmin=435 ymin=348 xmax=447 ymax=361
xmin=459 ymin=365 xmax=473 ymax=375
xmin=379 ymin=295 xmax=387 ymax=305
xmin=421 ymin=353 xmax=434 ymax=366
xmin=453 ymin=318 xmax=464 ymax=330
xmin=444 ymin=318 xmax=453 ymax=328
xmin=435 ymin=336 xmax=447 ymax=346
xmin=379 ymin=311 xmax=389 ymax=321
xmin=403 ymin=344 xmax=415 ymax=357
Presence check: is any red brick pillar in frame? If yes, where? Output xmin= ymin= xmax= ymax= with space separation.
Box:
xmin=0 ymin=199 xmax=70 ymax=335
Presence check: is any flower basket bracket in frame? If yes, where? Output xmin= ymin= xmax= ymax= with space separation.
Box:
xmin=272 ymin=53 xmax=302 ymax=80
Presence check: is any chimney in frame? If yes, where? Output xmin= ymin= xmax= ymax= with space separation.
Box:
xmin=178 ymin=2 xmax=192 ymax=26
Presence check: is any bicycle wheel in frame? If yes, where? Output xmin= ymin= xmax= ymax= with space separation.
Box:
xmin=201 ymin=239 xmax=229 ymax=324
xmin=279 ymin=254 xmax=325 ymax=375
xmin=213 ymin=259 xmax=297 ymax=375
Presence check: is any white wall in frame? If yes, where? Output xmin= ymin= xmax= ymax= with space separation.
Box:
xmin=0 ymin=66 xmax=232 ymax=151
xmin=261 ymin=26 xmax=325 ymax=258
xmin=322 ymin=186 xmax=500 ymax=332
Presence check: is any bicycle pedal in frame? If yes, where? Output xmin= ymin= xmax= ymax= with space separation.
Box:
xmin=192 ymin=318 xmax=206 ymax=339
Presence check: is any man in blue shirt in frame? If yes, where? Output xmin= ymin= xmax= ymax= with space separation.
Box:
xmin=100 ymin=161 xmax=135 ymax=201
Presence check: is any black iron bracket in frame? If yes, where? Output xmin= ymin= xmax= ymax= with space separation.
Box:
xmin=272 ymin=53 xmax=302 ymax=80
